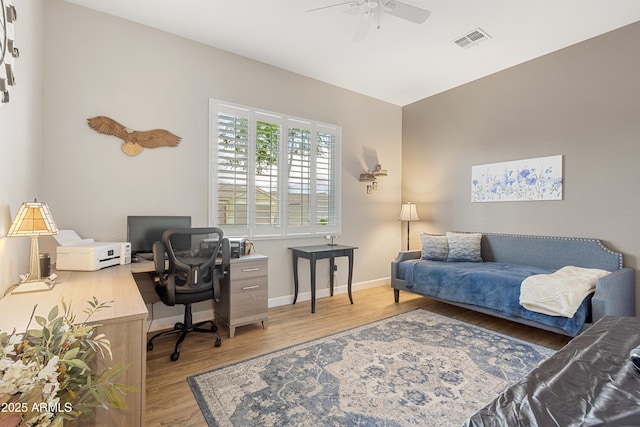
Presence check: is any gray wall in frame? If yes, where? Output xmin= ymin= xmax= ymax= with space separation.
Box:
xmin=39 ymin=0 xmax=402 ymax=316
xmin=0 ymin=0 xmax=44 ymax=294
xmin=402 ymin=22 xmax=640 ymax=308
xmin=5 ymin=0 xmax=637 ymax=319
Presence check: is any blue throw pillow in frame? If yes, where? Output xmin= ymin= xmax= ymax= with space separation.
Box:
xmin=420 ymin=233 xmax=449 ymax=261
xmin=446 ymin=232 xmax=482 ymax=262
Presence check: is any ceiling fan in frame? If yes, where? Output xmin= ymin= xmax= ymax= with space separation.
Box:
xmin=307 ymin=0 xmax=431 ymax=42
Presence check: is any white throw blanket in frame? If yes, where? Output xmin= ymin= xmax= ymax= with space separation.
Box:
xmin=519 ymin=266 xmax=610 ymax=318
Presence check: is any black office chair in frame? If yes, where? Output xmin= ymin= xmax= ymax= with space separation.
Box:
xmin=146 ymin=227 xmax=230 ymax=361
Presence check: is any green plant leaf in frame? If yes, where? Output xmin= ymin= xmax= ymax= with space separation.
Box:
xmin=48 ymin=304 xmax=59 ymax=321
xmin=64 ymin=358 xmax=91 ymax=370
xmin=35 ymin=315 xmax=48 ymax=327
xmin=63 ymin=347 xmax=80 ymax=360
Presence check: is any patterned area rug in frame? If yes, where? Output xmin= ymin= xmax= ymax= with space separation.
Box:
xmin=188 ymin=309 xmax=555 ymax=426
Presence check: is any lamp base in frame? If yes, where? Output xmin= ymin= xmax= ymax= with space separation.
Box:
xmin=12 ymin=280 xmax=54 ymax=294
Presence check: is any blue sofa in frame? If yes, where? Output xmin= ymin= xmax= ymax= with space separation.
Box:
xmin=391 ymin=233 xmax=636 ymax=336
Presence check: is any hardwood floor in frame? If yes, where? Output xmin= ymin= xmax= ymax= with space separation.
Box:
xmin=145 ymin=285 xmax=572 ymax=426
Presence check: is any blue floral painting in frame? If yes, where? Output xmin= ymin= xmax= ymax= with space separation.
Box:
xmin=471 ymin=155 xmax=563 ymax=202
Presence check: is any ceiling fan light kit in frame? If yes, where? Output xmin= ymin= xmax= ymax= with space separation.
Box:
xmin=307 ymin=0 xmax=431 ymax=41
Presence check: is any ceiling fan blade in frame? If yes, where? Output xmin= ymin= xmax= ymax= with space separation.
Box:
xmin=382 ymin=0 xmax=431 ymax=24
xmin=306 ymin=1 xmax=361 ymax=13
xmin=353 ymin=10 xmax=372 ymax=42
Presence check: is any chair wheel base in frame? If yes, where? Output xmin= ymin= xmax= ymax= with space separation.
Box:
xmin=145 ymin=315 xmax=223 ymax=361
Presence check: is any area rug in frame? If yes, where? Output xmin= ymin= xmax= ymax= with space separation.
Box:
xmin=188 ymin=309 xmax=555 ymax=426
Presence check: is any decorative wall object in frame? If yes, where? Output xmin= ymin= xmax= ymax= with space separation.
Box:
xmin=359 ymin=163 xmax=387 ymax=194
xmin=87 ymin=116 xmax=181 ymax=156
xmin=471 ymin=155 xmax=563 ymax=202
xmin=0 ymin=0 xmax=19 ymax=103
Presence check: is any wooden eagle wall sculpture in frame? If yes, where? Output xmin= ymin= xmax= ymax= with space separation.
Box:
xmin=87 ymin=116 xmax=181 ymax=156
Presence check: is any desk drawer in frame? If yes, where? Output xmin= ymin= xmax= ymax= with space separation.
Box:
xmin=230 ymin=278 xmax=267 ymax=320
xmin=232 ymin=260 xmax=267 ymax=280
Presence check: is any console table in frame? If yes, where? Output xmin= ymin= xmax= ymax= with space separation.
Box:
xmin=288 ymin=244 xmax=357 ymax=313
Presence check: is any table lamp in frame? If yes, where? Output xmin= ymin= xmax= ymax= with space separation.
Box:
xmin=7 ymin=199 xmax=59 ymax=290
xmin=398 ymin=202 xmax=420 ymax=251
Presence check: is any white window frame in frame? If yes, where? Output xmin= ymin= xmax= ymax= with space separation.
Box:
xmin=209 ymin=99 xmax=341 ymax=239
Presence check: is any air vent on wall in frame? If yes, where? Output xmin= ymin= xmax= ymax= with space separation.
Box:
xmin=453 ymin=27 xmax=492 ymax=49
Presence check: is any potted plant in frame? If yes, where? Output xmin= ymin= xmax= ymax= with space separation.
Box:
xmin=0 ymin=298 xmax=136 ymax=426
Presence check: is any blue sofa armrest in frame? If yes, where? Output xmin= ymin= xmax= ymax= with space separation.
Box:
xmin=391 ymin=250 xmax=420 ymax=282
xmin=393 ymin=250 xmax=421 ymax=263
xmin=391 ymin=250 xmax=421 ymax=302
xmin=592 ymin=267 xmax=636 ymax=322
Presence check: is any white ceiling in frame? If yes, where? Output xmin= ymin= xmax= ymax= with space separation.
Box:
xmin=64 ymin=0 xmax=640 ymax=106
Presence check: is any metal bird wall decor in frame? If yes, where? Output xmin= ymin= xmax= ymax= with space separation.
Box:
xmin=87 ymin=116 xmax=181 ymax=156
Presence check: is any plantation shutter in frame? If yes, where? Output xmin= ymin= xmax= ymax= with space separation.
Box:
xmin=287 ymin=125 xmax=312 ymax=230
xmin=254 ymin=113 xmax=282 ymax=235
xmin=315 ymin=130 xmax=338 ymax=226
xmin=211 ymin=99 xmax=340 ymax=237
xmin=214 ymin=106 xmax=250 ymax=232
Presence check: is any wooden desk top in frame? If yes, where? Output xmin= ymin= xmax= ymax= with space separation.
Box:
xmin=0 ymin=264 xmax=148 ymax=333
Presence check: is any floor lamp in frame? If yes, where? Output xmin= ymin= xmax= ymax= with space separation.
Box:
xmin=7 ymin=199 xmax=59 ymax=291
xmin=398 ymin=202 xmax=420 ymax=251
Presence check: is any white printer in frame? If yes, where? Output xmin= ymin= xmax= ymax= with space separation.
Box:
xmin=53 ymin=230 xmax=131 ymax=271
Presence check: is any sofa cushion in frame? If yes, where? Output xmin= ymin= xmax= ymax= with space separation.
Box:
xmin=420 ymin=233 xmax=449 ymax=261
xmin=447 ymin=232 xmax=482 ymax=262
xmin=402 ymin=260 xmax=590 ymax=335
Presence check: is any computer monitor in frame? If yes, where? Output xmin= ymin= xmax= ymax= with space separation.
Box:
xmin=127 ymin=215 xmax=192 ymax=254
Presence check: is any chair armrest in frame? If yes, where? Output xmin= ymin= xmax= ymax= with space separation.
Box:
xmin=212 ymin=238 xmax=230 ymax=302
xmin=592 ymin=267 xmax=636 ymax=322
xmin=152 ymin=241 xmax=166 ymax=275
xmin=164 ymin=275 xmax=176 ymax=306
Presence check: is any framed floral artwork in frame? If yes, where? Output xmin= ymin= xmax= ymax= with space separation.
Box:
xmin=471 ymin=155 xmax=563 ymax=202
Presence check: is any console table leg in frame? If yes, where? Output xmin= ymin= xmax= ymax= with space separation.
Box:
xmin=330 ymin=257 xmax=335 ymax=297
xmin=292 ymin=254 xmax=299 ymax=304
xmin=310 ymin=257 xmax=317 ymax=313
xmin=347 ymin=252 xmax=354 ymax=304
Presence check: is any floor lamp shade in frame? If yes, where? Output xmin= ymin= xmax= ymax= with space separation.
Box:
xmin=7 ymin=200 xmax=58 ymax=281
xmin=398 ymin=202 xmax=420 ymax=251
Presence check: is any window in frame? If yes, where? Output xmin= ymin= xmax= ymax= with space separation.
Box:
xmin=210 ymin=99 xmax=341 ymax=238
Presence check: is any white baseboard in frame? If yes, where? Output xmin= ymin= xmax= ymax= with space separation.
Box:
xmin=267 ymin=277 xmax=389 ymax=308
xmin=146 ymin=277 xmax=390 ymax=332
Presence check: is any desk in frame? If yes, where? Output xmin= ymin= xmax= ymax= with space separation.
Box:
xmin=289 ymin=245 xmax=357 ymax=313
xmin=131 ymin=256 xmax=270 ymax=339
xmin=0 ymin=265 xmax=148 ymax=426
